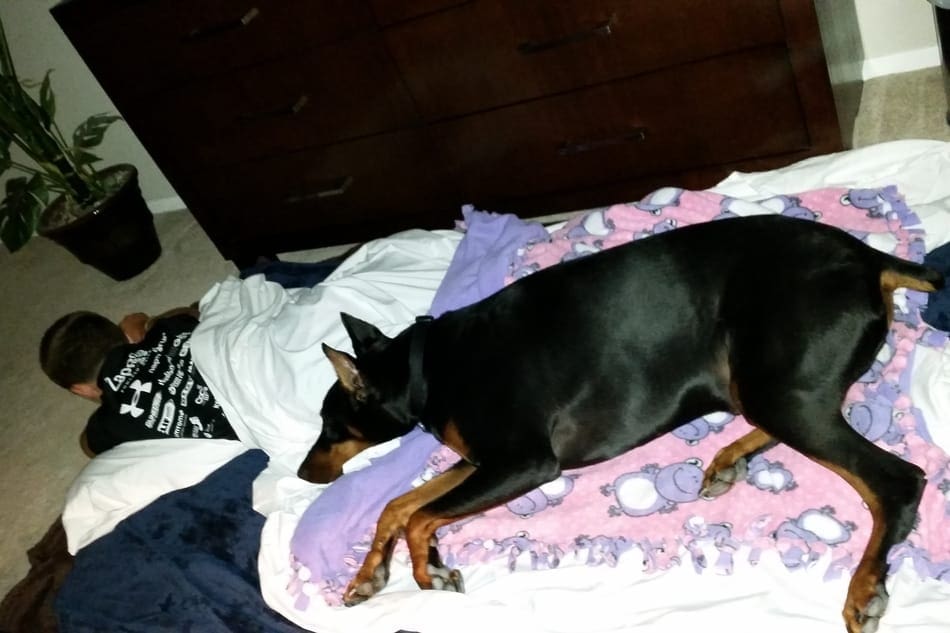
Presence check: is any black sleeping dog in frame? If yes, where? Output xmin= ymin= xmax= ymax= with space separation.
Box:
xmin=298 ymin=215 xmax=944 ymax=633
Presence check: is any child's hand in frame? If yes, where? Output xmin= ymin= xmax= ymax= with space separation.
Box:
xmin=119 ymin=312 xmax=149 ymax=343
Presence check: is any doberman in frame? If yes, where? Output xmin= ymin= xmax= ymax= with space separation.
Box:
xmin=297 ymin=215 xmax=944 ymax=633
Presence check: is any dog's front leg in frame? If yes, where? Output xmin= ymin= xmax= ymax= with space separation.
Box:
xmin=404 ymin=458 xmax=562 ymax=593
xmin=343 ymin=461 xmax=476 ymax=606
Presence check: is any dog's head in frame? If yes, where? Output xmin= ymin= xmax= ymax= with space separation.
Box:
xmin=297 ymin=313 xmax=416 ymax=483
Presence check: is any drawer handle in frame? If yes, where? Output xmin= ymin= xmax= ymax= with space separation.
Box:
xmin=284 ymin=176 xmax=354 ymax=204
xmin=517 ymin=16 xmax=614 ymax=55
xmin=185 ymin=7 xmax=260 ymax=41
xmin=239 ymin=95 xmax=310 ymax=121
xmin=557 ymin=127 xmax=647 ymax=156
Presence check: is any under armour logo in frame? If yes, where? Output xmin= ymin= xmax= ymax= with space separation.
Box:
xmin=119 ymin=380 xmax=152 ymax=417
xmin=190 ymin=416 xmax=213 ymax=438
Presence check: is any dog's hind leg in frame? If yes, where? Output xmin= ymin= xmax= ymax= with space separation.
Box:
xmin=816 ymin=443 xmax=923 ymax=633
xmin=700 ymin=428 xmax=777 ymax=499
xmin=739 ymin=392 xmax=925 ymax=633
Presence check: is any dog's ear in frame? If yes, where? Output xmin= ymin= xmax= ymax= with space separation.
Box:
xmin=322 ymin=343 xmax=366 ymax=399
xmin=340 ymin=313 xmax=389 ymax=356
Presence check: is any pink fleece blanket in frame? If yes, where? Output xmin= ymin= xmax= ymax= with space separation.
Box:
xmin=290 ymin=186 xmax=950 ymax=606
xmin=425 ymin=187 xmax=950 ymax=580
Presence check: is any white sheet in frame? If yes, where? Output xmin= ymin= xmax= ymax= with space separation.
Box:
xmin=60 ymin=140 xmax=950 ymax=632
xmin=192 ymin=229 xmax=463 ymax=477
xmin=711 ymin=139 xmax=950 ymax=248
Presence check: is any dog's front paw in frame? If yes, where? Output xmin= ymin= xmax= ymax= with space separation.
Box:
xmin=411 ymin=536 xmax=465 ymax=593
xmin=343 ymin=562 xmax=390 ymax=606
xmin=428 ymin=564 xmax=465 ymax=593
xmin=700 ymin=457 xmax=747 ymax=500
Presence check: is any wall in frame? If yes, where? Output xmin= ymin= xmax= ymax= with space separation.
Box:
xmin=0 ymin=0 xmax=180 ymax=211
xmin=856 ymin=0 xmax=940 ymax=79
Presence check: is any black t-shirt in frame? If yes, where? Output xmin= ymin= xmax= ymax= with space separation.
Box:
xmin=85 ymin=314 xmax=238 ymax=454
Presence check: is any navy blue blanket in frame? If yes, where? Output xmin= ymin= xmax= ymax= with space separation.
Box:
xmin=923 ymin=241 xmax=950 ymax=332
xmin=239 ymin=256 xmax=345 ymax=288
xmin=55 ymin=450 xmax=304 ymax=632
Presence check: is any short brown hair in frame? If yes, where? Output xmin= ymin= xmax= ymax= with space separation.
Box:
xmin=39 ymin=311 xmax=125 ymax=388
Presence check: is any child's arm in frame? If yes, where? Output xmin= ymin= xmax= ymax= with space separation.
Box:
xmin=120 ymin=303 xmax=200 ymax=343
xmin=79 ymin=430 xmax=97 ymax=458
xmin=145 ymin=303 xmax=200 ymax=330
xmin=119 ymin=312 xmax=149 ymax=343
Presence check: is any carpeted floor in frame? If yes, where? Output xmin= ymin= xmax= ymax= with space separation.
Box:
xmin=0 ymin=66 xmax=948 ymax=600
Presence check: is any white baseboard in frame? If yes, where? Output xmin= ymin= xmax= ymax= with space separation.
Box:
xmin=862 ymin=45 xmax=941 ymax=80
xmin=147 ymin=195 xmax=186 ymax=214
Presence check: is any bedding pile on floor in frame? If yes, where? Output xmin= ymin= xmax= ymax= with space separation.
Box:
xmin=30 ymin=140 xmax=950 ymax=633
xmin=287 ymin=186 xmax=950 ymax=606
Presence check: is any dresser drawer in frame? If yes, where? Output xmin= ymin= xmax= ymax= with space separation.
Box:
xmin=196 ymin=130 xmax=454 ymax=242
xmin=384 ymin=0 xmax=786 ymax=120
xmin=137 ymin=35 xmax=418 ymax=169
xmin=371 ymin=0 xmax=471 ymax=25
xmin=434 ymin=46 xmax=810 ymax=202
xmin=52 ymin=0 xmax=373 ymax=98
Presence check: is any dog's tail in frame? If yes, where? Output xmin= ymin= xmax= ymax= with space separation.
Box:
xmin=879 ymin=256 xmax=945 ymax=294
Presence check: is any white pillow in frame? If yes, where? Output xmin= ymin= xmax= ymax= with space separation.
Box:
xmin=62 ymin=438 xmax=247 ymax=554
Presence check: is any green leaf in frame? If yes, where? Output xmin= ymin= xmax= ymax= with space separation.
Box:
xmin=39 ymin=70 xmax=55 ymax=120
xmin=0 ymin=129 xmax=11 ymax=171
xmin=0 ymin=76 xmax=40 ymax=137
xmin=69 ymin=147 xmax=102 ymax=168
xmin=0 ymin=74 xmax=20 ymax=102
xmin=0 ymin=174 xmax=47 ymax=252
xmin=72 ymin=113 xmax=121 ymax=148
xmin=18 ymin=85 xmax=52 ymax=130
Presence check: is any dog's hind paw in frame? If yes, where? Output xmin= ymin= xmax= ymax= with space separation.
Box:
xmin=700 ymin=457 xmax=747 ymax=500
xmin=844 ymin=582 xmax=888 ymax=633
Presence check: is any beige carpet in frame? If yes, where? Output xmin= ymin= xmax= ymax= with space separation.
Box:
xmin=852 ymin=67 xmax=950 ymax=146
xmin=0 ymin=66 xmax=948 ymax=599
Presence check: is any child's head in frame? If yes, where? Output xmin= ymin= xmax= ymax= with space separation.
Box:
xmin=39 ymin=311 xmax=125 ymax=393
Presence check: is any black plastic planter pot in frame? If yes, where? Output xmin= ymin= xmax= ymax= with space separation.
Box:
xmin=37 ymin=164 xmax=161 ymax=281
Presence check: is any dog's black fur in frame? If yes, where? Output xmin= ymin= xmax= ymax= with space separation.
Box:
xmin=299 ymin=215 xmax=944 ymax=633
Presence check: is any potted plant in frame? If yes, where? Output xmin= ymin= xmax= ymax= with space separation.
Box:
xmin=0 ymin=14 xmax=160 ymax=280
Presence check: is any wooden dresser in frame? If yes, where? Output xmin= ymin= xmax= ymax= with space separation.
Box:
xmin=52 ymin=0 xmax=842 ymax=264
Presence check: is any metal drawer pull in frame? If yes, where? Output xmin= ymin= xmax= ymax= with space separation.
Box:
xmin=517 ymin=16 xmax=614 ymax=55
xmin=284 ymin=176 xmax=354 ymax=204
xmin=557 ymin=127 xmax=647 ymax=156
xmin=240 ymin=95 xmax=310 ymax=121
xmin=185 ymin=7 xmax=260 ymax=40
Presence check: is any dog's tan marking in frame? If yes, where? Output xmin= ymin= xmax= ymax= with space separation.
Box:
xmin=439 ymin=419 xmax=472 ymax=462
xmin=344 ymin=462 xmax=475 ymax=600
xmin=814 ymin=458 xmax=887 ymax=633
xmin=880 ymin=270 xmax=938 ymax=294
xmin=728 ymin=381 xmax=744 ymax=415
xmin=711 ymin=350 xmax=742 ymax=415
xmin=299 ymin=438 xmax=372 ymax=483
xmin=880 ymin=270 xmax=939 ymax=328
